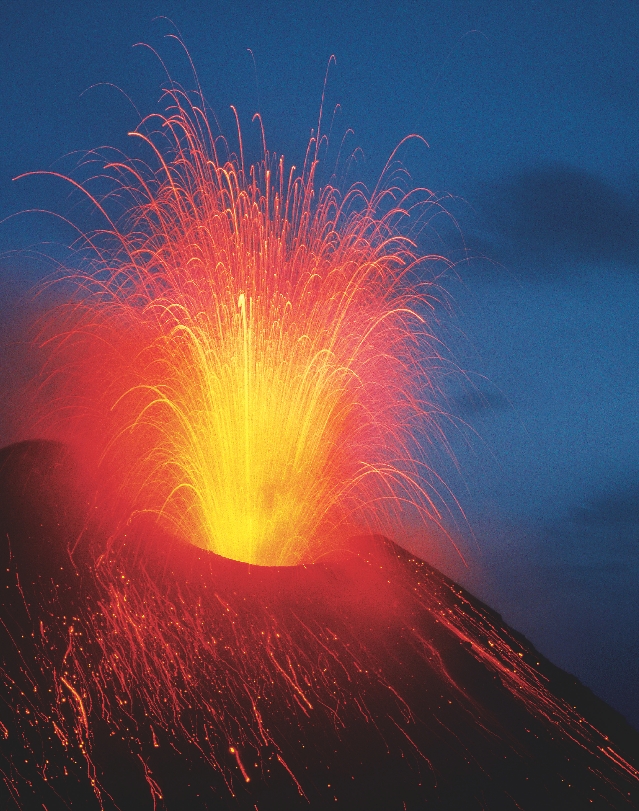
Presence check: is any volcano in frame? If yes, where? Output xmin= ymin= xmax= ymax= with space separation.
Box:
xmin=0 ymin=439 xmax=638 ymax=810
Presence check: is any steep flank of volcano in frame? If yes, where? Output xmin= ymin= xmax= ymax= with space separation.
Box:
xmin=1 ymin=441 xmax=638 ymax=810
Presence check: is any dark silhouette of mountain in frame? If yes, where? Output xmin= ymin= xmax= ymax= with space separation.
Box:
xmin=0 ymin=440 xmax=638 ymax=810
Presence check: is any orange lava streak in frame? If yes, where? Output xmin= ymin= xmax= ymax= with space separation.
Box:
xmin=229 ymin=746 xmax=251 ymax=783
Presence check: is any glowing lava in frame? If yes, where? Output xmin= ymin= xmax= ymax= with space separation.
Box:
xmin=6 ymin=63 xmax=636 ymax=811
xmin=31 ymin=77 xmax=443 ymax=566
xmin=1 ymin=440 xmax=638 ymax=810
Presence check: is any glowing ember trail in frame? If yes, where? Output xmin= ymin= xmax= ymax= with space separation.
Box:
xmin=30 ymin=74 xmax=443 ymax=567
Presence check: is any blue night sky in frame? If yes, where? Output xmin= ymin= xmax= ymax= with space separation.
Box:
xmin=1 ymin=1 xmax=638 ymax=729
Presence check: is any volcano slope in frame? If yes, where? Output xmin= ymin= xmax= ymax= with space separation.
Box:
xmin=0 ymin=440 xmax=638 ymax=810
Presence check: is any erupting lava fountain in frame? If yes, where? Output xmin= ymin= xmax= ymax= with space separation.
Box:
xmin=29 ymin=66 xmax=446 ymax=568
xmin=1 ymin=59 xmax=638 ymax=811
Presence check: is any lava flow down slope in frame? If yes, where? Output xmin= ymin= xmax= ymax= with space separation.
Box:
xmin=0 ymin=439 xmax=638 ymax=811
xmin=2 ymin=66 xmax=639 ymax=809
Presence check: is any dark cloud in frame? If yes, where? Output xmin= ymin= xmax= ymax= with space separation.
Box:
xmin=571 ymin=479 xmax=639 ymax=526
xmin=482 ymin=164 xmax=639 ymax=269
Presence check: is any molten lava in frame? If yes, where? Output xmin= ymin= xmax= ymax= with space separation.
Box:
xmin=0 ymin=440 xmax=638 ymax=810
xmin=32 ymin=79 xmax=441 ymax=566
xmin=4 ymin=65 xmax=637 ymax=811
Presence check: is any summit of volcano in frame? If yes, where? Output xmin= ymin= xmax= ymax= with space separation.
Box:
xmin=0 ymin=440 xmax=637 ymax=810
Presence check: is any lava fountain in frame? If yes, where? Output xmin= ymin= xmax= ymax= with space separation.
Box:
xmin=29 ymin=73 xmax=445 ymax=567
xmin=2 ymin=62 xmax=638 ymax=811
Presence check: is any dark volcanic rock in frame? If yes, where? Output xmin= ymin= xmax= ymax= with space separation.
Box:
xmin=0 ymin=440 xmax=638 ymax=810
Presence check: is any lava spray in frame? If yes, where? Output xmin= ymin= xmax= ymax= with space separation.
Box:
xmin=4 ymin=55 xmax=636 ymax=811
xmin=29 ymin=66 xmax=447 ymax=567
